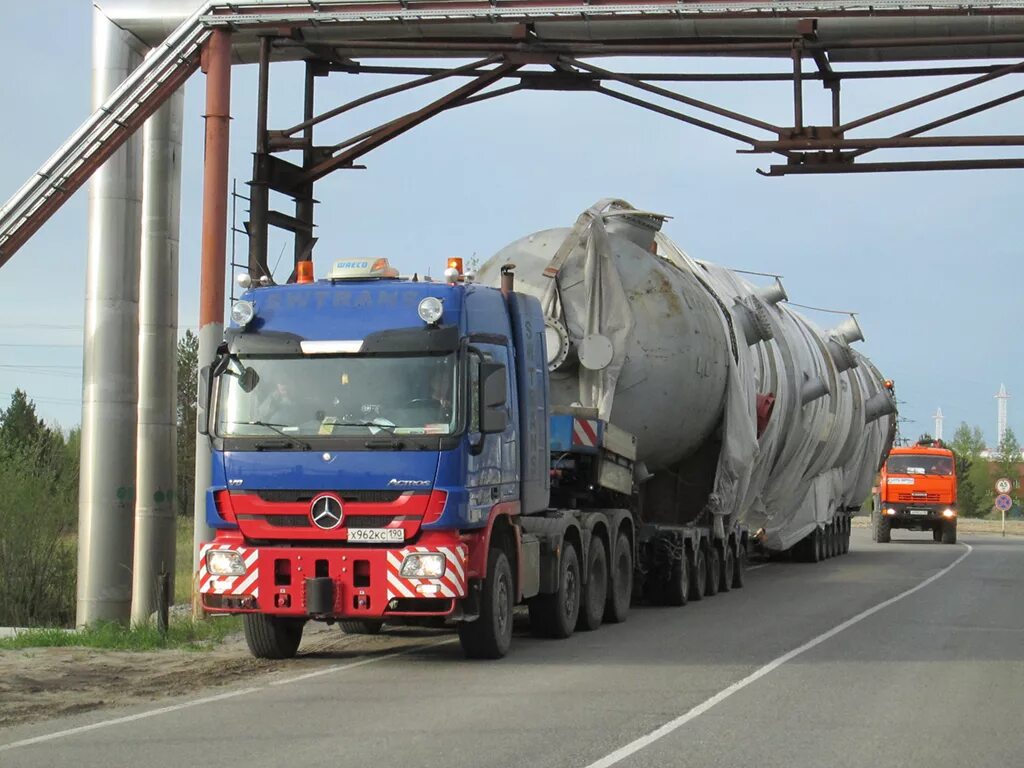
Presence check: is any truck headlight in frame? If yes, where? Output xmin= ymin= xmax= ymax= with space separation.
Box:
xmin=883 ymin=508 xmax=897 ymax=516
xmin=942 ymin=508 xmax=956 ymax=518
xmin=206 ymin=550 xmax=246 ymax=576
xmin=400 ymin=553 xmax=446 ymax=579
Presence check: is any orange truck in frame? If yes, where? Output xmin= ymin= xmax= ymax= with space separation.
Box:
xmin=875 ymin=439 xmax=958 ymax=544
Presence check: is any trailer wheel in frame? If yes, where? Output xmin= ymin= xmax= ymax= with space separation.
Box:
xmin=604 ymin=531 xmax=633 ymax=623
xmin=731 ymin=540 xmax=746 ymax=589
xmin=529 ymin=540 xmax=581 ymax=639
xmin=577 ymin=536 xmax=608 ymax=631
xmin=827 ymin=524 xmax=836 ymax=558
xmin=458 ymin=547 xmax=514 ymax=659
xmin=841 ymin=520 xmax=850 ymax=554
xmin=338 ymin=620 xmax=383 ymax=636
xmin=815 ymin=527 xmax=826 ymax=561
xmin=941 ymin=520 xmax=957 ymax=545
xmin=704 ymin=545 xmax=721 ymax=596
xmin=664 ymin=547 xmax=689 ymax=607
xmin=875 ymin=514 xmax=891 ymax=544
xmin=243 ymin=614 xmax=305 ymax=660
xmin=718 ymin=543 xmax=734 ymax=593
xmin=687 ymin=546 xmax=706 ymax=601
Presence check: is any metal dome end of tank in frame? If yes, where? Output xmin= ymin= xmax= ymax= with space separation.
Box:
xmin=578 ymin=334 xmax=614 ymax=371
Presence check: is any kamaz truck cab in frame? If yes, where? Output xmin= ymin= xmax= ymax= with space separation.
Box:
xmin=875 ymin=438 xmax=958 ymax=544
xmin=196 ymin=257 xmax=554 ymax=659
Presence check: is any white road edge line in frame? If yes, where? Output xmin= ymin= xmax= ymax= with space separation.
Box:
xmin=584 ymin=543 xmax=974 ymax=768
xmin=0 ymin=637 xmax=457 ymax=753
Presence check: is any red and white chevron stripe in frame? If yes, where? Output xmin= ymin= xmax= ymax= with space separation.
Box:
xmin=572 ymin=417 xmax=599 ymax=448
xmin=385 ymin=545 xmax=467 ymax=601
xmin=197 ymin=543 xmax=260 ymax=599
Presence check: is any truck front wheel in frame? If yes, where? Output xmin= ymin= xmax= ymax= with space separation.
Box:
xmin=529 ymin=540 xmax=581 ymax=639
xmin=875 ymin=513 xmax=891 ymax=544
xmin=932 ymin=526 xmax=942 ymax=543
xmin=458 ymin=548 xmax=514 ymax=659
xmin=941 ymin=520 xmax=957 ymax=545
xmin=243 ymin=613 xmax=305 ymax=660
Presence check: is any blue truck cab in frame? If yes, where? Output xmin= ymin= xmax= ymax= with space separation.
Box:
xmin=197 ymin=258 xmax=566 ymax=658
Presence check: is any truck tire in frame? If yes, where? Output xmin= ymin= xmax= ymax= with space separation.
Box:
xmin=338 ymin=620 xmax=383 ymax=635
xmin=718 ymin=543 xmax=734 ymax=593
xmin=932 ymin=526 xmax=942 ymax=542
xmin=705 ymin=545 xmax=721 ymax=596
xmin=604 ymin=531 xmax=633 ymax=623
xmin=458 ymin=547 xmax=514 ymax=659
xmin=941 ymin=520 xmax=957 ymax=545
xmin=841 ymin=520 xmax=850 ymax=554
xmin=528 ymin=540 xmax=581 ymax=639
xmin=577 ymin=536 xmax=608 ymax=631
xmin=687 ymin=546 xmax=707 ymax=602
xmin=731 ymin=541 xmax=746 ymax=589
xmin=663 ymin=547 xmax=689 ymax=607
xmin=875 ymin=514 xmax=891 ymax=544
xmin=243 ymin=613 xmax=305 ymax=660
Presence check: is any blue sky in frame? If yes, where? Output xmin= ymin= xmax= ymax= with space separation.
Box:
xmin=0 ymin=1 xmax=1021 ymax=445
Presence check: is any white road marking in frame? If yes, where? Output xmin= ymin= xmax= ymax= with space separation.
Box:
xmin=0 ymin=637 xmax=457 ymax=753
xmin=745 ymin=564 xmax=770 ymax=571
xmin=584 ymin=544 xmax=974 ymax=768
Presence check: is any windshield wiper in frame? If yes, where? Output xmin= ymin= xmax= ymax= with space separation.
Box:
xmin=243 ymin=420 xmax=312 ymax=450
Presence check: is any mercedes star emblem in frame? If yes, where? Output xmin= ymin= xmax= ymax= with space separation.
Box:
xmin=310 ymin=494 xmax=344 ymax=530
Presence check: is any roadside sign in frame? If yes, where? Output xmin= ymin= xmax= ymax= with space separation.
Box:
xmin=996 ymin=477 xmax=1012 ymax=494
xmin=995 ymin=493 xmax=1013 ymax=511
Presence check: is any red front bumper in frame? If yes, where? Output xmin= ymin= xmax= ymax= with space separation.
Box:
xmin=198 ymin=532 xmax=468 ymax=619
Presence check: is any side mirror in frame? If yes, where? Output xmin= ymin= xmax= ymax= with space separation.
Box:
xmin=238 ymin=366 xmax=260 ymax=393
xmin=479 ymin=362 xmax=508 ymax=434
xmin=197 ymin=365 xmax=211 ymax=436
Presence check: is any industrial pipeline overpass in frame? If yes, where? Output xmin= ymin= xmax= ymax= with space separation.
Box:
xmin=1 ymin=0 xmax=1022 ymax=626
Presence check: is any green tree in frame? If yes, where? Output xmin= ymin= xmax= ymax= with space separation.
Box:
xmin=176 ymin=330 xmax=199 ymax=517
xmin=950 ymin=423 xmax=988 ymax=517
xmin=0 ymin=391 xmax=78 ymax=626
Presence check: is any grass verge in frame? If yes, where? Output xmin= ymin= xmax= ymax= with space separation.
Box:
xmin=0 ymin=616 xmax=242 ymax=652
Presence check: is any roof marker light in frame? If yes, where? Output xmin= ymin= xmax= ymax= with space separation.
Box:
xmin=418 ymin=297 xmax=444 ymax=325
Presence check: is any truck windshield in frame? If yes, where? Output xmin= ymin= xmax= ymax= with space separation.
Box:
xmin=886 ymin=455 xmax=954 ymax=476
xmin=215 ymin=353 xmax=458 ymax=439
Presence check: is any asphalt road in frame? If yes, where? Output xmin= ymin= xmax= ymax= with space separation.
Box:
xmin=3 ymin=528 xmax=1022 ymax=768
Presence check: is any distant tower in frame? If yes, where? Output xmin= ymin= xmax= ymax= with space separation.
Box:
xmin=933 ymin=408 xmax=944 ymax=441
xmin=996 ymin=383 xmax=1010 ymax=447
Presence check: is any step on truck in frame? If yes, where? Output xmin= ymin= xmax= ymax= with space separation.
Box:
xmin=196 ymin=200 xmax=896 ymax=659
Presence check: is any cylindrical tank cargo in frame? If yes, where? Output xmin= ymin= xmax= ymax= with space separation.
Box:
xmin=478 ymin=218 xmax=732 ymax=470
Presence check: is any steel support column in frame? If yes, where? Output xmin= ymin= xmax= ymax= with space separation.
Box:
xmin=77 ymin=8 xmax=144 ymax=626
xmin=132 ymin=90 xmax=184 ymax=626
xmin=193 ymin=28 xmax=233 ymax=601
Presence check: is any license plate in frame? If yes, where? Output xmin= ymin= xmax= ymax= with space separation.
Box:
xmin=348 ymin=527 xmax=404 ymax=543
xmin=909 ymin=509 xmax=930 ymax=516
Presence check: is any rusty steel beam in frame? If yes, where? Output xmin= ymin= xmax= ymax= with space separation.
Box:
xmin=751 ymin=135 xmax=1024 ymax=151
xmin=847 ymin=87 xmax=1024 ymax=160
xmin=761 ymin=158 xmax=1024 ymax=175
xmin=275 ymin=55 xmax=502 ymax=138
xmin=298 ymin=62 xmax=523 ymax=186
xmin=840 ymin=59 xmax=1024 ymax=132
xmin=565 ymin=57 xmax=781 ymax=133
xmin=594 ymin=86 xmax=759 ymax=146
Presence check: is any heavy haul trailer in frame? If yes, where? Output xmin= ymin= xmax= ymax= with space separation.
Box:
xmin=196 ymin=200 xmax=896 ymax=660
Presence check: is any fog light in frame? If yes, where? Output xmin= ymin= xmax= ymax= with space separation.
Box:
xmin=400 ymin=553 xmax=446 ymax=579
xmin=416 ymin=584 xmax=440 ymax=596
xmin=417 ymin=297 xmax=443 ymax=325
xmin=231 ymin=300 xmax=255 ymax=327
xmin=207 ymin=550 xmax=245 ymax=576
